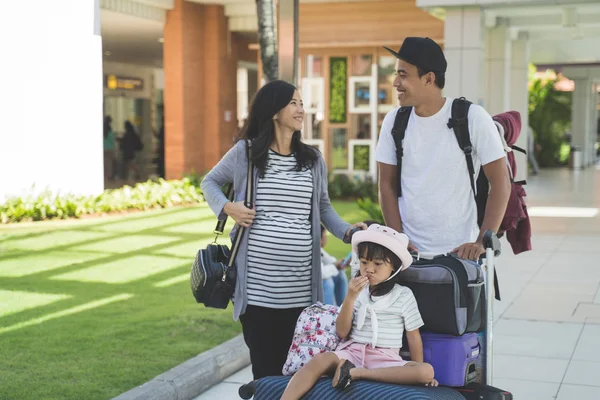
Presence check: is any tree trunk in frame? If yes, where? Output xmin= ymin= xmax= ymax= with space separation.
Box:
xmin=256 ymin=0 xmax=278 ymax=82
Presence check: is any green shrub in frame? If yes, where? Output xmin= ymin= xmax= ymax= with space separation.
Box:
xmin=184 ymin=171 xmax=206 ymax=188
xmin=528 ymin=68 xmax=572 ymax=167
xmin=353 ymin=145 xmax=370 ymax=171
xmin=356 ymin=197 xmax=384 ymax=224
xmin=327 ymin=174 xmax=378 ymax=201
xmin=0 ymin=178 xmax=203 ymax=224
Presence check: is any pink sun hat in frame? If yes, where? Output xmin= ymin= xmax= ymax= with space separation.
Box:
xmin=352 ymin=224 xmax=413 ymax=280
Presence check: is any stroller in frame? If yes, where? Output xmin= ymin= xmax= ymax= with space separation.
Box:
xmin=238 ymin=231 xmax=511 ymax=400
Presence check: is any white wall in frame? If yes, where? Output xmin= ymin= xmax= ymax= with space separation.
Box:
xmin=0 ymin=0 xmax=104 ymax=202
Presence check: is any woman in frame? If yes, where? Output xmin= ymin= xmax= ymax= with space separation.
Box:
xmin=120 ymin=121 xmax=142 ymax=180
xmin=201 ymin=80 xmax=365 ymax=380
xmin=103 ymin=116 xmax=116 ymax=180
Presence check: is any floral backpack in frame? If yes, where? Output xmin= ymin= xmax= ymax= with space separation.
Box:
xmin=282 ymin=302 xmax=341 ymax=375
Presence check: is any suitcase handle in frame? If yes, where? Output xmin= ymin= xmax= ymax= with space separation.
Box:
xmin=482 ymin=230 xmax=501 ymax=257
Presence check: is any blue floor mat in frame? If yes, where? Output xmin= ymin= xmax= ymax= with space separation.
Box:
xmin=240 ymin=375 xmax=466 ymax=399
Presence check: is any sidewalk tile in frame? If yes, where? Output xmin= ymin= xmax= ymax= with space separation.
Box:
xmin=573 ymin=325 xmax=600 ymax=362
xmin=563 ymin=360 xmax=600 ymax=387
xmin=573 ymin=303 xmax=600 ymax=320
xmin=556 ymin=384 xmax=600 ymax=399
xmin=492 ymin=379 xmax=558 ymax=400
xmin=193 ymin=382 xmax=240 ymax=400
xmin=557 ymin=236 xmax=600 ymax=253
xmin=494 ymin=319 xmax=583 ymax=339
xmin=493 ymin=354 xmax=569 ymax=383
xmin=224 ymin=366 xmax=253 ymax=385
xmin=495 ymin=334 xmax=577 ymax=360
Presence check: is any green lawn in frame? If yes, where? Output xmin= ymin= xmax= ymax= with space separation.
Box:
xmin=0 ymin=201 xmax=366 ymax=400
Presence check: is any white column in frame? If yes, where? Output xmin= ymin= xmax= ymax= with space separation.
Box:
xmin=483 ymin=19 xmax=511 ymax=115
xmin=571 ymin=78 xmax=595 ymax=167
xmin=589 ymin=81 xmax=599 ymax=165
xmin=443 ymin=7 xmax=484 ymax=104
xmin=509 ymin=35 xmax=530 ymax=182
xmin=0 ymin=0 xmax=104 ymax=201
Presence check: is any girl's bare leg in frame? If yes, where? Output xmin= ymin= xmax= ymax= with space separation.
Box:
xmin=281 ymin=352 xmax=341 ymax=400
xmin=350 ymin=362 xmax=435 ymax=386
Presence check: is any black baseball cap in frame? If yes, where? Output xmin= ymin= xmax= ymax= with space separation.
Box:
xmin=383 ymin=37 xmax=447 ymax=73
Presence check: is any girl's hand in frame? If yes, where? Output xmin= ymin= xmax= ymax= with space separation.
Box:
xmin=347 ymin=276 xmax=368 ymax=299
xmin=223 ymin=201 xmax=256 ymax=227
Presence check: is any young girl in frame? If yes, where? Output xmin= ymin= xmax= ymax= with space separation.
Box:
xmin=281 ymin=224 xmax=437 ymax=400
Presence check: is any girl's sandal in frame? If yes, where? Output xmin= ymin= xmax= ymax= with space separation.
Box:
xmin=332 ymin=359 xmax=355 ymax=389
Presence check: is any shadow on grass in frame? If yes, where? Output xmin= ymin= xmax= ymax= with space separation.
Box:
xmin=0 ymin=205 xmax=241 ymax=400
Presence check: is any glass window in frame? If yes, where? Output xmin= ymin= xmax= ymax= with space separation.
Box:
xmin=378 ymin=55 xmax=397 ymax=111
xmin=304 ymin=114 xmax=323 ymax=140
xmin=352 ymin=114 xmax=371 ymax=140
xmin=352 ymin=54 xmax=372 ymax=76
xmin=353 ymin=81 xmax=371 ymax=110
xmin=331 ymin=128 xmax=348 ymax=170
xmin=303 ymin=55 xmax=323 ymax=78
xmin=377 ymin=113 xmax=388 ymax=135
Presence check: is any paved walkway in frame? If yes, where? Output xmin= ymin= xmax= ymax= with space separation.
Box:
xmin=195 ymin=164 xmax=600 ymax=400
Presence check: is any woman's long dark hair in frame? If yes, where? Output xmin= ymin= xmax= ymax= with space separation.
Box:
xmin=355 ymin=242 xmax=404 ymax=298
xmin=238 ymin=80 xmax=318 ymax=175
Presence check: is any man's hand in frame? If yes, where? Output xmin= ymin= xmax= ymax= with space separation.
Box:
xmin=452 ymin=242 xmax=485 ymax=261
xmin=408 ymin=241 xmax=419 ymax=254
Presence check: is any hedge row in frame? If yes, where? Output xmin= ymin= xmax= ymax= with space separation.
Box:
xmin=0 ymin=178 xmax=203 ymax=224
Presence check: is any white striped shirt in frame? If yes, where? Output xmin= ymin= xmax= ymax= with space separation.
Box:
xmin=246 ymin=150 xmax=314 ymax=309
xmin=350 ymin=285 xmax=424 ymax=348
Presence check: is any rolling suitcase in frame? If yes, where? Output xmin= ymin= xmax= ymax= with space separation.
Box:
xmin=400 ymin=332 xmax=480 ymax=387
xmin=239 ymin=231 xmax=512 ymax=399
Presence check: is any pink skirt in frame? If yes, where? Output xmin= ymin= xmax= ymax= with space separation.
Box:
xmin=333 ymin=340 xmax=409 ymax=369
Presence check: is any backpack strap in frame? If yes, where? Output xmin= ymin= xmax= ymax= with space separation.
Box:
xmin=391 ymin=106 xmax=413 ymax=197
xmin=510 ymin=144 xmax=527 ymax=155
xmin=447 ymin=97 xmax=475 ymax=196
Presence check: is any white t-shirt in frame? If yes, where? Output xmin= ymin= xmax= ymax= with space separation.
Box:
xmin=350 ymin=285 xmax=423 ymax=349
xmin=375 ymin=98 xmax=505 ymax=254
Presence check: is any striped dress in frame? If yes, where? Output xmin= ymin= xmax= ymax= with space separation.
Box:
xmin=246 ymin=149 xmax=314 ymax=309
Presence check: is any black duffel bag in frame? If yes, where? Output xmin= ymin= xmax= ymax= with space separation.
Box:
xmin=397 ymin=254 xmax=486 ymax=336
xmin=190 ymin=141 xmax=253 ymax=309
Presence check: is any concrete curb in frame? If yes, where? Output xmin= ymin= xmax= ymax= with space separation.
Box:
xmin=113 ymin=334 xmax=250 ymax=400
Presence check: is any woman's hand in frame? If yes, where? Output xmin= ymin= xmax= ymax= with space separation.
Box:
xmin=223 ymin=201 xmax=256 ymax=227
xmin=347 ymin=276 xmax=368 ymax=299
xmin=343 ymin=222 xmax=368 ymax=243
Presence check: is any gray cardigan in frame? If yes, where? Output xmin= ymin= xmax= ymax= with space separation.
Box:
xmin=201 ymin=140 xmax=351 ymax=321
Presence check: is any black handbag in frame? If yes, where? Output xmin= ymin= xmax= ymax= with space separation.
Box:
xmin=190 ymin=141 xmax=254 ymax=309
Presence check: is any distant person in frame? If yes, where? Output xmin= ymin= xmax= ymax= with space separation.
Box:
xmin=154 ymin=118 xmax=165 ymax=178
xmin=103 ymin=116 xmax=116 ymax=180
xmin=120 ymin=121 xmax=143 ymax=180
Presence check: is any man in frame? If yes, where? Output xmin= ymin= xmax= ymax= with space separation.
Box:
xmin=375 ymin=37 xmax=511 ymax=261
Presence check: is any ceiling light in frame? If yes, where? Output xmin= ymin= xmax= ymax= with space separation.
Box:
xmin=158 ymin=37 xmax=164 ymax=43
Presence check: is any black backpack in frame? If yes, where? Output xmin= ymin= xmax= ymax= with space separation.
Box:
xmin=390 ymin=97 xmax=526 ymax=227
